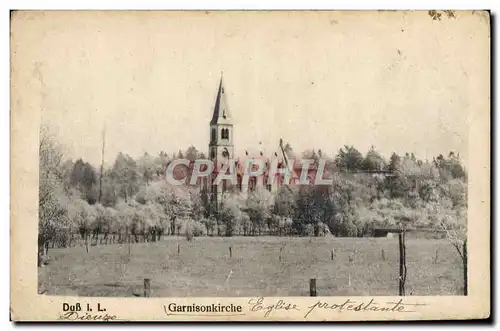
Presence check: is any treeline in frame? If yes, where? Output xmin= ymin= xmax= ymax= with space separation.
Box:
xmin=39 ymin=125 xmax=467 ymax=263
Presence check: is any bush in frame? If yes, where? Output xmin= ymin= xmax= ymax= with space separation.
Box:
xmin=191 ymin=222 xmax=206 ymax=237
xmin=181 ymin=218 xmax=207 ymax=240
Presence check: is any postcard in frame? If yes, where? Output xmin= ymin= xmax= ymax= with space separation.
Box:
xmin=10 ymin=10 xmax=490 ymax=321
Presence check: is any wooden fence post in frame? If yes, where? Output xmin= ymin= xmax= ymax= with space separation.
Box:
xmin=125 ymin=226 xmax=130 ymax=256
xmin=128 ymin=234 xmax=131 ymax=257
xmin=382 ymin=249 xmax=386 ymax=261
xmin=398 ymin=231 xmax=407 ymax=296
xmin=463 ymin=240 xmax=468 ymax=296
xmin=309 ymin=278 xmax=317 ymax=297
xmin=279 ymin=247 xmax=283 ymax=261
xmin=144 ymin=278 xmax=151 ymax=297
xmin=229 ymin=246 xmax=232 ymax=258
xmin=177 ymin=244 xmax=180 ymax=256
xmin=85 ymin=233 xmax=89 ymax=253
xmin=331 ymin=248 xmax=334 ymax=261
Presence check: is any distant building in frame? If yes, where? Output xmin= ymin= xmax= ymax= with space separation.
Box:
xmin=203 ymin=74 xmax=317 ymax=207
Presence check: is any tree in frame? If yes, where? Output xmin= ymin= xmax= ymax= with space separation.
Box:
xmin=137 ymin=152 xmax=156 ymax=185
xmin=385 ymin=153 xmax=421 ymax=203
xmin=246 ymin=188 xmax=274 ymax=235
xmin=91 ymin=204 xmax=118 ymax=244
xmin=200 ymin=188 xmax=217 ymax=219
xmin=190 ymin=189 xmax=206 ymax=220
xmin=335 ymin=145 xmax=364 ymax=172
xmin=327 ymin=175 xmax=366 ymax=236
xmin=433 ymin=152 xmax=467 ymax=180
xmin=239 ymin=212 xmax=252 ymax=236
xmin=440 ymin=212 xmax=468 ymax=295
xmin=104 ymin=207 xmax=119 ymax=243
xmin=110 ymin=153 xmax=140 ymax=202
xmin=166 ymin=191 xmax=191 ymax=235
xmin=38 ymin=125 xmax=69 ymax=265
xmin=99 ymin=172 xmax=119 ymax=207
xmin=38 ymin=127 xmax=470 ymax=246
xmin=138 ymin=202 xmax=161 ymax=242
xmin=67 ymin=198 xmax=96 ymax=253
xmin=144 ymin=182 xmax=191 ymax=235
xmin=115 ymin=201 xmax=135 ymax=242
xmin=282 ymin=141 xmax=295 ymax=158
xmin=201 ymin=217 xmax=216 ymax=236
xmin=155 ymin=151 xmax=171 ymax=178
xmin=220 ymin=195 xmax=242 ymax=236
xmin=59 ymin=159 xmax=75 ymax=193
xmin=362 ymin=146 xmax=386 ymax=171
xmin=441 ymin=178 xmax=467 ymax=209
xmin=92 ymin=204 xmax=107 ymax=244
xmin=70 ymin=159 xmax=98 ymax=204
xmin=273 ymin=186 xmax=296 ymax=219
xmin=294 ymin=186 xmax=332 ymax=236
xmin=185 ymin=145 xmax=200 ymax=161
xmin=387 ymin=152 xmax=401 ymax=172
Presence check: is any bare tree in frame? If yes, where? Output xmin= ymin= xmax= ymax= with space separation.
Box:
xmin=440 ymin=221 xmax=467 ymax=295
xmin=38 ymin=125 xmax=67 ymax=265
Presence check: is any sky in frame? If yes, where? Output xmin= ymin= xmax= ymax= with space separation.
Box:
xmin=13 ymin=11 xmax=489 ymax=167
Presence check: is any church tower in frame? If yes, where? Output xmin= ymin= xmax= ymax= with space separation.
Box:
xmin=208 ymin=73 xmax=235 ymax=209
xmin=209 ymin=73 xmax=234 ymax=161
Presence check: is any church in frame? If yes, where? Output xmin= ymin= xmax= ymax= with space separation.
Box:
xmin=203 ymin=74 xmax=320 ymax=206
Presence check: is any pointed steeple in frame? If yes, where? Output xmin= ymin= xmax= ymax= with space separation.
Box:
xmin=210 ymin=72 xmax=232 ymax=125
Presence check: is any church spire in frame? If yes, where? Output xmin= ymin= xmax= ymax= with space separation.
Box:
xmin=210 ymin=72 xmax=232 ymax=125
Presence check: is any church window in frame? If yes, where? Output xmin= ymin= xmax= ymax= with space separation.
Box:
xmin=221 ymin=128 xmax=229 ymax=140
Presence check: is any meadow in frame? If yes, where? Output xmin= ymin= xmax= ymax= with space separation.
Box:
xmin=38 ymin=236 xmax=465 ymax=297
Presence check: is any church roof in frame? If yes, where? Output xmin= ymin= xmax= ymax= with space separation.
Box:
xmin=210 ymin=74 xmax=232 ymax=125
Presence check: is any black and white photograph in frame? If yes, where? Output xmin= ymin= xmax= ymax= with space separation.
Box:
xmin=10 ymin=10 xmax=490 ymax=321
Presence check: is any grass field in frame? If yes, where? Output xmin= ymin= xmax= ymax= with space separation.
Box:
xmin=38 ymin=236 xmax=465 ymax=297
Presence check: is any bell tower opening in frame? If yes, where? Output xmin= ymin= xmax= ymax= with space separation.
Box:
xmin=208 ymin=72 xmax=234 ymax=161
xmin=208 ymin=72 xmax=235 ymax=209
